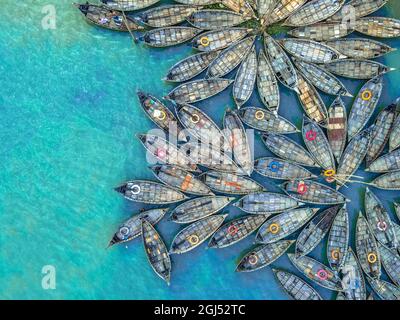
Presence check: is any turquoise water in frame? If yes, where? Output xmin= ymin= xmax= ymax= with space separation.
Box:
xmin=0 ymin=1 xmax=399 ymax=299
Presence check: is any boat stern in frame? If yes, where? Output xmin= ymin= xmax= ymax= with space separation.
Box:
xmin=136 ymin=89 xmax=147 ymax=103
xmin=74 ymin=3 xmax=90 ymax=15
xmin=107 ymin=235 xmax=119 ymax=248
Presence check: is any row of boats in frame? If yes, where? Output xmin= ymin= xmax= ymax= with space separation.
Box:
xmin=109 ymin=86 xmax=400 ymax=299
xmin=74 ymin=2 xmax=399 ymax=112
xmin=112 ymin=182 xmax=400 ymax=300
xmin=77 ymin=0 xmax=399 ymax=34
xmin=75 ymin=0 xmax=400 ymax=300
xmin=135 ymin=87 xmax=400 ymax=191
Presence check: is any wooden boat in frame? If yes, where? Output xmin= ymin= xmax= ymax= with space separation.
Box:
xmin=302 ymin=116 xmax=335 ymax=171
xmin=137 ymin=133 xmax=199 ymax=172
xmin=255 ymin=208 xmax=319 ymax=244
xmin=199 ymin=171 xmax=264 ymax=195
xmin=192 ymin=28 xmax=251 ymax=52
xmin=389 ymin=99 xmax=400 ymax=152
xmin=165 ymin=78 xmax=233 ymax=104
xmin=141 ymin=219 xmax=171 ymax=285
xmin=236 ymin=241 xmax=295 ymax=272
xmin=268 ymin=0 xmax=308 ymax=25
xmin=233 ymin=46 xmax=257 ymax=108
xmin=294 ymin=60 xmax=351 ymax=97
xmin=254 ymin=157 xmax=316 ymax=180
xmin=238 ymin=107 xmax=298 ymax=134
xmin=183 ymin=142 xmax=243 ymax=174
xmin=74 ymin=3 xmax=144 ymax=31
xmin=367 ymin=148 xmax=400 ymax=173
xmin=340 ymin=248 xmax=367 ymax=300
xmin=281 ymin=180 xmax=347 ymax=205
xmin=368 ymin=277 xmax=400 ymax=300
xmin=272 ymin=269 xmax=322 ymax=300
xmin=379 ymin=243 xmax=400 ymax=287
xmin=327 ymin=205 xmax=349 ymax=271
xmin=366 ymin=103 xmax=397 ymax=167
xmin=221 ymin=0 xmax=255 ymax=19
xmin=223 ymin=109 xmax=253 ymax=175
xmin=264 ymin=34 xmax=298 ymax=92
xmin=233 ymin=192 xmax=303 ymax=215
xmin=283 ymin=0 xmax=345 ymax=27
xmin=150 ymin=164 xmax=214 ymax=196
xmin=328 ymin=0 xmax=388 ymax=22
xmin=108 ymin=208 xmax=167 ymax=247
xmin=365 ymin=188 xmax=398 ymax=250
xmin=288 ymin=22 xmax=353 ymax=42
xmin=100 ymin=0 xmax=160 ymax=12
xmin=187 ymin=9 xmax=249 ymax=30
xmin=206 ymin=36 xmax=256 ymax=78
xmin=115 ymin=180 xmax=188 ymax=204
xmin=355 ymin=17 xmax=400 ymax=38
xmin=372 ymin=171 xmax=400 ymax=190
xmin=138 ymin=5 xmax=199 ymax=28
xmin=327 ymin=97 xmax=347 ymax=163
xmin=280 ymin=38 xmax=346 ymax=64
xmin=170 ymin=196 xmax=234 ymax=223
xmin=326 ymin=38 xmax=395 ymax=60
xmin=170 ymin=214 xmax=227 ymax=254
xmin=163 ymin=51 xmax=219 ymax=82
xmin=295 ymin=205 xmax=341 ymax=257
xmin=208 ymin=215 xmax=267 ymax=248
xmin=288 ymin=254 xmax=343 ymax=291
xmin=257 ymin=52 xmax=280 ymax=113
xmin=258 ymin=0 xmax=276 ymax=19
xmin=347 ymin=76 xmax=383 ymax=140
xmin=261 ymin=133 xmax=320 ymax=167
xmin=355 ymin=213 xmax=381 ymax=279
xmin=143 ymin=26 xmax=201 ymax=47
xmin=296 ymin=73 xmax=328 ymax=125
xmin=137 ymin=90 xmax=186 ymax=141
xmin=336 ymin=128 xmax=371 ymax=189
xmin=175 ymin=104 xmax=226 ymax=148
xmin=324 ymin=59 xmax=393 ymax=79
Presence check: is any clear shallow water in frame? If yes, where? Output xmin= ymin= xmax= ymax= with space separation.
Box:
xmin=0 ymin=1 xmax=399 ymax=299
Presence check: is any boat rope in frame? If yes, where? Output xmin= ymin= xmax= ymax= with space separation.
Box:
xmin=321 ymin=172 xmax=372 ymax=189
xmin=101 ymin=2 xmax=137 ymax=44
xmin=336 ymin=174 xmax=365 ymax=180
xmin=342 ymin=180 xmax=377 ymax=187
xmin=121 ymin=9 xmax=137 ymax=44
xmin=322 ymin=174 xmax=350 ymax=189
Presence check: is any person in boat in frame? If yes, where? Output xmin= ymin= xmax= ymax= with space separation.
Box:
xmin=140 ymin=13 xmax=149 ymax=24
xmin=99 ymin=17 xmax=110 ymax=24
xmin=112 ymin=15 xmax=123 ymax=26
xmin=341 ymin=265 xmax=361 ymax=292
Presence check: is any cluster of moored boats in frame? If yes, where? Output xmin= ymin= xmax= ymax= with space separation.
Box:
xmin=75 ymin=0 xmax=400 ymax=300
